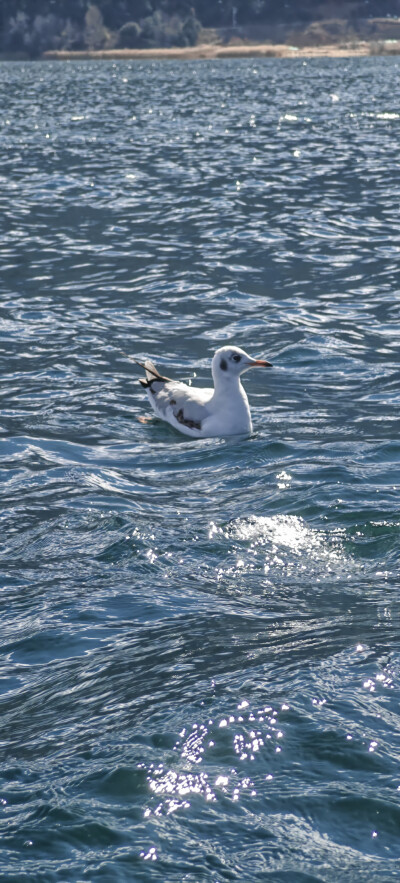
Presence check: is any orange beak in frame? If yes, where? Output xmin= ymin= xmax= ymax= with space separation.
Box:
xmin=247 ymin=358 xmax=272 ymax=367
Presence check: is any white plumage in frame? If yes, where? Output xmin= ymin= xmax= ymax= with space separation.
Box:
xmin=135 ymin=345 xmax=272 ymax=439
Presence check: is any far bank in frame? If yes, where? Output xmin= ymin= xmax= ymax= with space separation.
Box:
xmin=40 ymin=40 xmax=400 ymax=61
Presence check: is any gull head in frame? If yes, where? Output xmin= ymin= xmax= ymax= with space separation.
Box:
xmin=212 ymin=345 xmax=272 ymax=384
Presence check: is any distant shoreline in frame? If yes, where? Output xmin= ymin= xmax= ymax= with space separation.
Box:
xmin=37 ymin=40 xmax=398 ymax=61
xmin=1 ymin=39 xmax=399 ymax=63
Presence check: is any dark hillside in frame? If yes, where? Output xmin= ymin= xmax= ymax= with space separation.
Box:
xmin=1 ymin=0 xmax=400 ymax=56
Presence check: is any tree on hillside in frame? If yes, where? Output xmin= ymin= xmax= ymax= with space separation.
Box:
xmin=84 ymin=3 xmax=106 ymax=48
xmin=95 ymin=0 xmax=153 ymax=29
xmin=118 ymin=20 xmax=142 ymax=46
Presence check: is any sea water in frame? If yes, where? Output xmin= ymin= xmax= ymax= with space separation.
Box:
xmin=1 ymin=57 xmax=400 ymax=881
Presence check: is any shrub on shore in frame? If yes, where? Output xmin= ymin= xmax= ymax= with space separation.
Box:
xmin=118 ymin=21 xmax=142 ymax=49
xmin=134 ymin=10 xmax=201 ymax=48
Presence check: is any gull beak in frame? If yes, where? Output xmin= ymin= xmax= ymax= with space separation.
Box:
xmin=246 ymin=358 xmax=272 ymax=367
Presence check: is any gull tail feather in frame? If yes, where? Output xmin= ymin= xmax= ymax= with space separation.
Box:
xmin=130 ymin=357 xmax=172 ymax=388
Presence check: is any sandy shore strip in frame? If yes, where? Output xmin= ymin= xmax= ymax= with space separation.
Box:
xmin=42 ymin=40 xmax=400 ymax=61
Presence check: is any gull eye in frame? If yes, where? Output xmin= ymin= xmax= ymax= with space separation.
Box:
xmin=232 ymin=353 xmax=241 ymax=363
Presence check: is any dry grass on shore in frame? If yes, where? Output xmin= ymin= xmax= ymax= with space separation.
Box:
xmin=42 ymin=40 xmax=400 ymax=61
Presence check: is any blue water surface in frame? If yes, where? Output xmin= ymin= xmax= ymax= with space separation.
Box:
xmin=1 ymin=56 xmax=400 ymax=882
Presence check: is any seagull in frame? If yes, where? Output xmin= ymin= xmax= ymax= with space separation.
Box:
xmin=134 ymin=345 xmax=272 ymax=438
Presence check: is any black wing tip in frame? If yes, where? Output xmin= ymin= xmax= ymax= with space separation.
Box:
xmin=122 ymin=351 xmax=172 ymax=384
xmin=132 ymin=357 xmax=172 ymax=387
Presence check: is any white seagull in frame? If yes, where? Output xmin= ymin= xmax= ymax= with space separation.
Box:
xmin=134 ymin=345 xmax=272 ymax=438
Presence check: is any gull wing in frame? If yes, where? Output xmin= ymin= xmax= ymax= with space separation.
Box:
xmin=149 ymin=381 xmax=214 ymax=435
